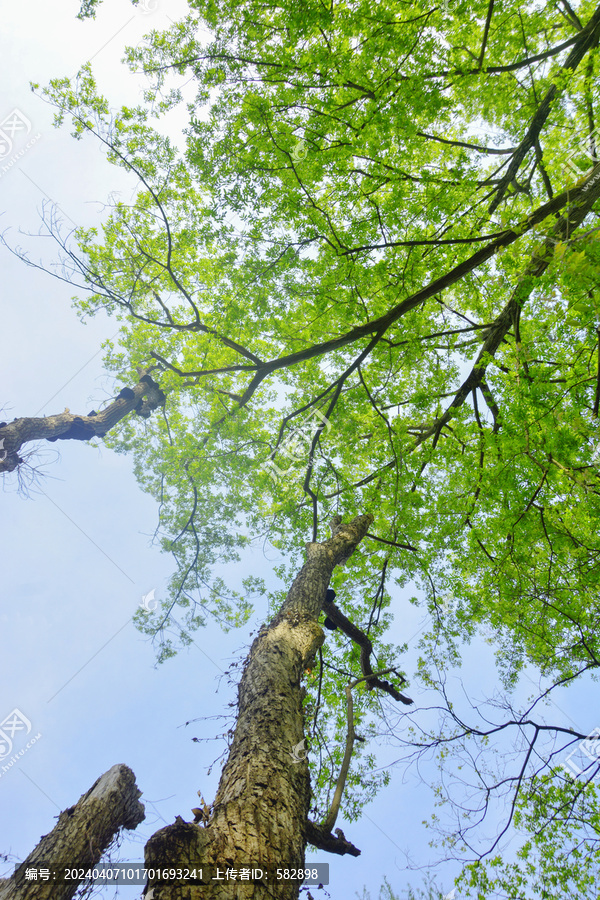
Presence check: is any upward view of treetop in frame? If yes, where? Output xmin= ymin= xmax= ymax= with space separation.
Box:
xmin=35 ymin=0 xmax=600 ymax=676
xmin=4 ymin=0 xmax=600 ymax=896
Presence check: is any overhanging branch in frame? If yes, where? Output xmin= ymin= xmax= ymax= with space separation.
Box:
xmin=0 ymin=368 xmax=166 ymax=474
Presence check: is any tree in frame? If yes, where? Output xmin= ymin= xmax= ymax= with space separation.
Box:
xmin=5 ymin=0 xmax=600 ymax=896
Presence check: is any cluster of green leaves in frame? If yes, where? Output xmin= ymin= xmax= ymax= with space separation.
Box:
xmin=36 ymin=0 xmax=600 ymax=867
xmin=459 ymin=771 xmax=600 ymax=898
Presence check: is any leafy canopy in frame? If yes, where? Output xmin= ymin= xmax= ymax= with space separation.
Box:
xmin=30 ymin=0 xmax=600 ymax=883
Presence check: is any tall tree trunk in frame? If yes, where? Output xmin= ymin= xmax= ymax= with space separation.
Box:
xmin=0 ymin=516 xmax=372 ymax=900
xmin=144 ymin=513 xmax=373 ymax=900
xmin=0 ymin=764 xmax=144 ymax=900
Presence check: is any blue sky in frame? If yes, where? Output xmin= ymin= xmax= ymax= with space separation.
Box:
xmin=0 ymin=4 xmax=597 ymax=899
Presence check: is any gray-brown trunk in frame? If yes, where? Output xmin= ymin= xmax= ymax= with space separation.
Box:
xmin=0 ymin=516 xmax=372 ymax=900
xmin=144 ymin=514 xmax=373 ymax=899
xmin=0 ymin=764 xmax=144 ymax=900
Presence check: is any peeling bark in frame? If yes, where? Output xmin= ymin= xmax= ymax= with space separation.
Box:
xmin=144 ymin=514 xmax=373 ymax=900
xmin=0 ymin=764 xmax=144 ymax=900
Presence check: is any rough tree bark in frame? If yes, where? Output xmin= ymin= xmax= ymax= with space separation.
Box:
xmin=0 ymin=369 xmax=165 ymax=473
xmin=0 ymin=764 xmax=144 ymax=900
xmin=143 ymin=513 xmax=374 ymax=900
xmin=0 ymin=515 xmax=394 ymax=900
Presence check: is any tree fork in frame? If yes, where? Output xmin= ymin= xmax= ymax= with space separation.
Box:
xmin=144 ymin=514 xmax=373 ymax=900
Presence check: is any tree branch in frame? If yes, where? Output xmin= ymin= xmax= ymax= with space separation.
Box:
xmin=0 ymin=369 xmax=166 ymax=474
xmin=320 ymin=592 xmax=413 ymax=705
xmin=489 ymin=2 xmax=600 ymax=212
